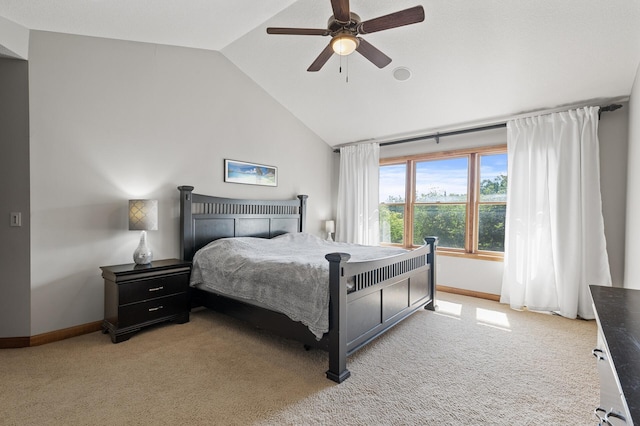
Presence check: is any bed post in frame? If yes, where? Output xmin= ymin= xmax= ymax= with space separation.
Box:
xmin=178 ymin=186 xmax=195 ymax=261
xmin=425 ymin=236 xmax=438 ymax=311
xmin=297 ymin=195 xmax=308 ymax=233
xmin=325 ymin=252 xmax=351 ymax=383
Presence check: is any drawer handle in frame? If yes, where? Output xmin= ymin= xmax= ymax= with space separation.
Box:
xmin=148 ymin=306 xmax=164 ymax=312
xmin=148 ymin=286 xmax=164 ymax=292
xmin=605 ymin=410 xmax=626 ymax=424
xmin=592 ymin=348 xmax=606 ymax=361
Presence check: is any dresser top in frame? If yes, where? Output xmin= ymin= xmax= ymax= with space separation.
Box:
xmin=590 ymin=285 xmax=640 ymax=425
xmin=100 ymin=258 xmax=191 ymax=279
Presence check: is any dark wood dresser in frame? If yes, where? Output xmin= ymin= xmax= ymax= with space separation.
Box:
xmin=590 ymin=285 xmax=640 ymax=425
xmin=101 ymin=258 xmax=191 ymax=343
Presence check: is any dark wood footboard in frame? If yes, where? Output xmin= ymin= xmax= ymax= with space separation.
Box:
xmin=325 ymin=237 xmax=437 ymax=382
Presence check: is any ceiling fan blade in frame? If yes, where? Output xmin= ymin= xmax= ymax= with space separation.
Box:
xmin=358 ymin=5 xmax=425 ymax=34
xmin=331 ymin=0 xmax=351 ymax=23
xmin=307 ymin=43 xmax=335 ymax=72
xmin=356 ymin=38 xmax=392 ymax=68
xmin=267 ymin=27 xmax=330 ymax=36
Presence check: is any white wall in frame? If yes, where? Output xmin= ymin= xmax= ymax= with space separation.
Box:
xmin=624 ymin=64 xmax=640 ymax=290
xmin=27 ymin=31 xmax=335 ymax=335
xmin=0 ymin=16 xmax=29 ymax=59
xmin=380 ymin=110 xmax=629 ymax=296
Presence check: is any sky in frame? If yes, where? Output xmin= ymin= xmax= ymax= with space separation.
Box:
xmin=379 ymin=153 xmax=507 ymax=203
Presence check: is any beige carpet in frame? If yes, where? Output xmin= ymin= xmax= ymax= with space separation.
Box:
xmin=0 ymin=292 xmax=598 ymax=425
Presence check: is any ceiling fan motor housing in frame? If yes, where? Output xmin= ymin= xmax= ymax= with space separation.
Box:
xmin=328 ymin=12 xmax=361 ymax=35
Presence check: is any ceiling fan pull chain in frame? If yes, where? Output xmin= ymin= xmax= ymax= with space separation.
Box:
xmin=346 ymin=55 xmax=349 ymax=83
xmin=339 ymin=54 xmax=350 ymax=83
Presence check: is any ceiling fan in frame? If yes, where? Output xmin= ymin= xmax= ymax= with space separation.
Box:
xmin=266 ymin=0 xmax=425 ymax=72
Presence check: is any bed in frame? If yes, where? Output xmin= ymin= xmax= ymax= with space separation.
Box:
xmin=178 ymin=185 xmax=437 ymax=383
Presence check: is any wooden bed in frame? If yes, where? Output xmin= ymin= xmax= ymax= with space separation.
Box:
xmin=178 ymin=185 xmax=437 ymax=383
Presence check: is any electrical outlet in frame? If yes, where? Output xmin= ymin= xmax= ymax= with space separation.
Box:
xmin=10 ymin=212 xmax=21 ymax=227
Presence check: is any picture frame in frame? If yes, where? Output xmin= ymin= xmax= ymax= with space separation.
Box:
xmin=224 ymin=159 xmax=278 ymax=187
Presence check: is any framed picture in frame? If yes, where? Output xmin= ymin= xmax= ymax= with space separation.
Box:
xmin=224 ymin=159 xmax=278 ymax=187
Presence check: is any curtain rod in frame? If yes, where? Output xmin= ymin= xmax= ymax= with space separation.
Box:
xmin=333 ymin=103 xmax=623 ymax=152
xmin=380 ymin=123 xmax=506 ymax=147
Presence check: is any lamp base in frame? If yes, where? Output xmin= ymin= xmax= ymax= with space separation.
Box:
xmin=326 ymin=232 xmax=333 ymax=242
xmin=133 ymin=230 xmax=153 ymax=265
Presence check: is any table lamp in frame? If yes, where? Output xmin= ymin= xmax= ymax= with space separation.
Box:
xmin=325 ymin=220 xmax=335 ymax=241
xmin=129 ymin=199 xmax=158 ymax=265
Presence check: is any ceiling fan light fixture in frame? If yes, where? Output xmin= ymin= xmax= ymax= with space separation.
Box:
xmin=331 ymin=33 xmax=359 ymax=56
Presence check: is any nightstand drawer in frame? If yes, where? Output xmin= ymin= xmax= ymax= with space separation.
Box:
xmin=118 ymin=273 xmax=189 ymax=305
xmin=118 ymin=292 xmax=189 ymax=328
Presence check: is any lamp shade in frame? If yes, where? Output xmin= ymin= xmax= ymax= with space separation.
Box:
xmin=129 ymin=200 xmax=158 ymax=231
xmin=325 ymin=220 xmax=335 ymax=233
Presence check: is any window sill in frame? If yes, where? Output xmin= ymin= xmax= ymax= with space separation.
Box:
xmin=384 ymin=242 xmax=505 ymax=262
xmin=437 ymin=250 xmax=504 ymax=262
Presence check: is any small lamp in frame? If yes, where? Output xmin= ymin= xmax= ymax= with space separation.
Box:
xmin=325 ymin=220 xmax=335 ymax=241
xmin=331 ymin=33 xmax=359 ymax=56
xmin=129 ymin=199 xmax=158 ymax=265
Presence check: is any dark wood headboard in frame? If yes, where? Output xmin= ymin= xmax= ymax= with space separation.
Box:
xmin=178 ymin=186 xmax=308 ymax=261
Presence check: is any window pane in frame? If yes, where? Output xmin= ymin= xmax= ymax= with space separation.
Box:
xmin=380 ymin=204 xmax=404 ymax=244
xmin=416 ymin=157 xmax=468 ymax=202
xmin=479 ymin=153 xmax=508 ymax=202
xmin=413 ymin=204 xmax=466 ymax=248
xmin=478 ymin=205 xmax=506 ymax=252
xmin=380 ymin=164 xmax=406 ymax=203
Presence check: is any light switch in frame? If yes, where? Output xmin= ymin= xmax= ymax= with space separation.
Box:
xmin=10 ymin=212 xmax=21 ymax=227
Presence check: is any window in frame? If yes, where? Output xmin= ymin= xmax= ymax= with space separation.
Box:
xmin=414 ymin=157 xmax=468 ymax=248
xmin=477 ymin=153 xmax=508 ymax=252
xmin=379 ymin=146 xmax=507 ymax=259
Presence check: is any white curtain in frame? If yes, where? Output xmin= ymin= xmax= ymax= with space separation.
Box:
xmin=500 ymin=106 xmax=611 ymax=319
xmin=336 ymin=143 xmax=380 ymax=245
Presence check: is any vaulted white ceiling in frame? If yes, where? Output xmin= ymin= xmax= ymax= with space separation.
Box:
xmin=1 ymin=0 xmax=639 ymax=146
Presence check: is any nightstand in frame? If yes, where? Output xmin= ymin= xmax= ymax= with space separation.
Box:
xmin=101 ymin=258 xmax=191 ymax=343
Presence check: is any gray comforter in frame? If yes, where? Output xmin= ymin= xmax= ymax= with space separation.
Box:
xmin=190 ymin=233 xmax=407 ymax=339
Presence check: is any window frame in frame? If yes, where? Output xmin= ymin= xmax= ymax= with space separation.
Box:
xmin=380 ymin=144 xmax=507 ymax=261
